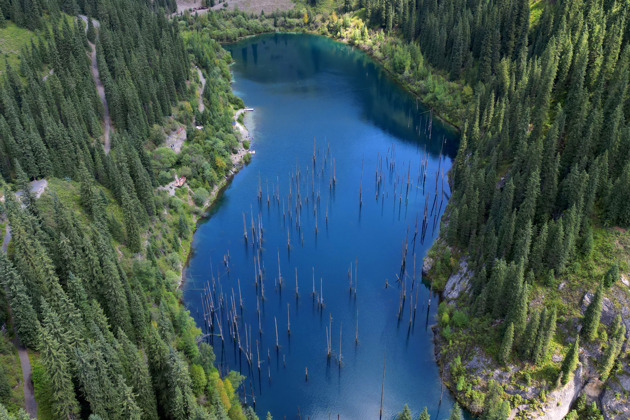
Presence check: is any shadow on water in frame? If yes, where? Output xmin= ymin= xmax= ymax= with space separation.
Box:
xmin=228 ymin=33 xmax=458 ymax=157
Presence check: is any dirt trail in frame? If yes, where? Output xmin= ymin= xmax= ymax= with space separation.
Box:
xmin=89 ymin=43 xmax=111 ymax=154
xmin=234 ymin=108 xmax=252 ymax=141
xmin=197 ymin=67 xmax=206 ymax=112
xmin=78 ymin=16 xmax=111 ymax=154
xmin=4 ymin=279 xmax=37 ymax=419
xmin=229 ymin=108 xmax=254 ymax=166
xmin=15 ymin=341 xmax=37 ymax=418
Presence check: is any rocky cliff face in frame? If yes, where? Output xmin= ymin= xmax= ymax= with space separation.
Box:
xmin=443 ymin=260 xmax=471 ymax=301
xmin=426 ymin=251 xmax=630 ymax=420
xmin=524 ymin=364 xmax=587 ymax=420
xmin=600 ymin=364 xmax=630 ymax=419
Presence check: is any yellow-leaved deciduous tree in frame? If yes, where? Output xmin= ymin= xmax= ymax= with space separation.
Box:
xmin=303 ymin=11 xmax=308 ymax=24
xmin=179 ymin=101 xmax=194 ymax=125
xmin=214 ymin=376 xmax=232 ymax=411
xmin=215 ymin=155 xmax=227 ymax=173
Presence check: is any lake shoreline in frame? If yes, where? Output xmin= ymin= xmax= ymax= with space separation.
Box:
xmin=221 ymin=30 xmax=462 ymax=133
xmin=178 ymin=107 xmax=254 ymax=289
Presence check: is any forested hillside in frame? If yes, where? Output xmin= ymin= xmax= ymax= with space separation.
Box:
xmin=0 ymin=0 xmax=256 ymax=418
xmin=1 ymin=0 xmax=629 ymax=416
xmin=364 ymin=0 xmax=630 ymax=417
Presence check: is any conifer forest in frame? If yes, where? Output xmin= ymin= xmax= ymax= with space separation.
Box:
xmin=0 ymin=0 xmax=629 ymax=419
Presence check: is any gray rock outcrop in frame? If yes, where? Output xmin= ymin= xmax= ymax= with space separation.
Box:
xmin=443 ymin=260 xmax=471 ymax=301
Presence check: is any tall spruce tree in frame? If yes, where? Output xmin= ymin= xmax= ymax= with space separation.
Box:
xmin=581 ymin=283 xmax=603 ymax=342
xmin=0 ymin=254 xmax=40 ymax=349
xmin=560 ymin=337 xmax=580 ymax=386
xmin=39 ymin=328 xmax=80 ymax=419
xmin=499 ymin=322 xmax=514 ymax=365
xmin=603 ymin=264 xmax=619 ymax=288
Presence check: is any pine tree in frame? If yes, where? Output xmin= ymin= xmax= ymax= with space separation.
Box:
xmin=545 ymin=220 xmax=566 ymax=274
xmin=497 ymin=210 xmax=516 ymax=260
xmin=606 ymin=162 xmax=630 ymax=227
xmin=448 ymin=403 xmax=462 ymax=420
xmin=121 ymin=188 xmax=142 ymax=253
xmin=537 ymin=308 xmax=556 ymax=365
xmin=603 ymin=264 xmax=619 ymax=288
xmin=396 ymin=404 xmax=413 ymax=420
xmin=512 ymin=219 xmax=532 ymax=266
xmin=39 ymin=328 xmax=80 ymax=418
xmin=79 ymin=161 xmax=94 ymax=215
xmin=177 ymin=213 xmax=190 ymax=240
xmin=87 ymin=18 xmax=97 ymax=43
xmin=74 ymin=343 xmax=117 ymax=417
xmin=560 ymin=336 xmax=580 ymax=386
xmin=14 ymin=161 xmax=35 ymax=213
xmin=118 ymin=376 xmax=143 ymax=420
xmin=516 ymin=169 xmax=540 ymax=229
xmin=520 ymin=309 xmax=540 ymax=359
xmin=453 ymin=127 xmax=468 ymax=190
xmin=543 ymin=269 xmax=555 ymax=287
xmin=581 ymin=283 xmax=603 ymax=342
xmin=419 ymin=407 xmax=430 ymax=420
xmin=117 ymin=329 xmax=159 ymax=420
xmin=446 ymin=207 xmax=459 ymax=244
xmin=600 ymin=325 xmax=625 ymax=381
xmin=244 ymin=407 xmax=257 ymax=420
xmin=509 ymin=282 xmax=529 ymax=340
xmin=0 ymin=254 xmax=40 ymax=349
xmin=580 ymin=224 xmax=594 ymax=258
xmin=538 ymin=150 xmax=560 ymax=222
xmin=487 ymin=259 xmax=507 ymax=317
xmin=600 ymin=315 xmax=626 ymax=381
xmin=499 ymin=322 xmax=514 ymax=365
xmin=481 ymin=380 xmax=510 ymax=419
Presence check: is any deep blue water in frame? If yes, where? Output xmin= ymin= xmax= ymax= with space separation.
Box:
xmin=183 ymin=33 xmax=463 ymax=419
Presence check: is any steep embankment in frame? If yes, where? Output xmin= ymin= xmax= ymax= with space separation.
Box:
xmin=425 ymin=228 xmax=630 ymax=419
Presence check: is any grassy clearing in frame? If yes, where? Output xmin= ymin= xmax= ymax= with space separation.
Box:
xmin=0 ymin=14 xmax=82 ymax=75
xmin=0 ymin=23 xmax=36 ymax=74
xmin=530 ymin=226 xmax=630 ymax=323
xmin=39 ymin=178 xmax=125 ymax=233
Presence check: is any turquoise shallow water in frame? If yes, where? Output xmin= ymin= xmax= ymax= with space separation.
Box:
xmin=183 ymin=33 xmax=466 ymax=419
